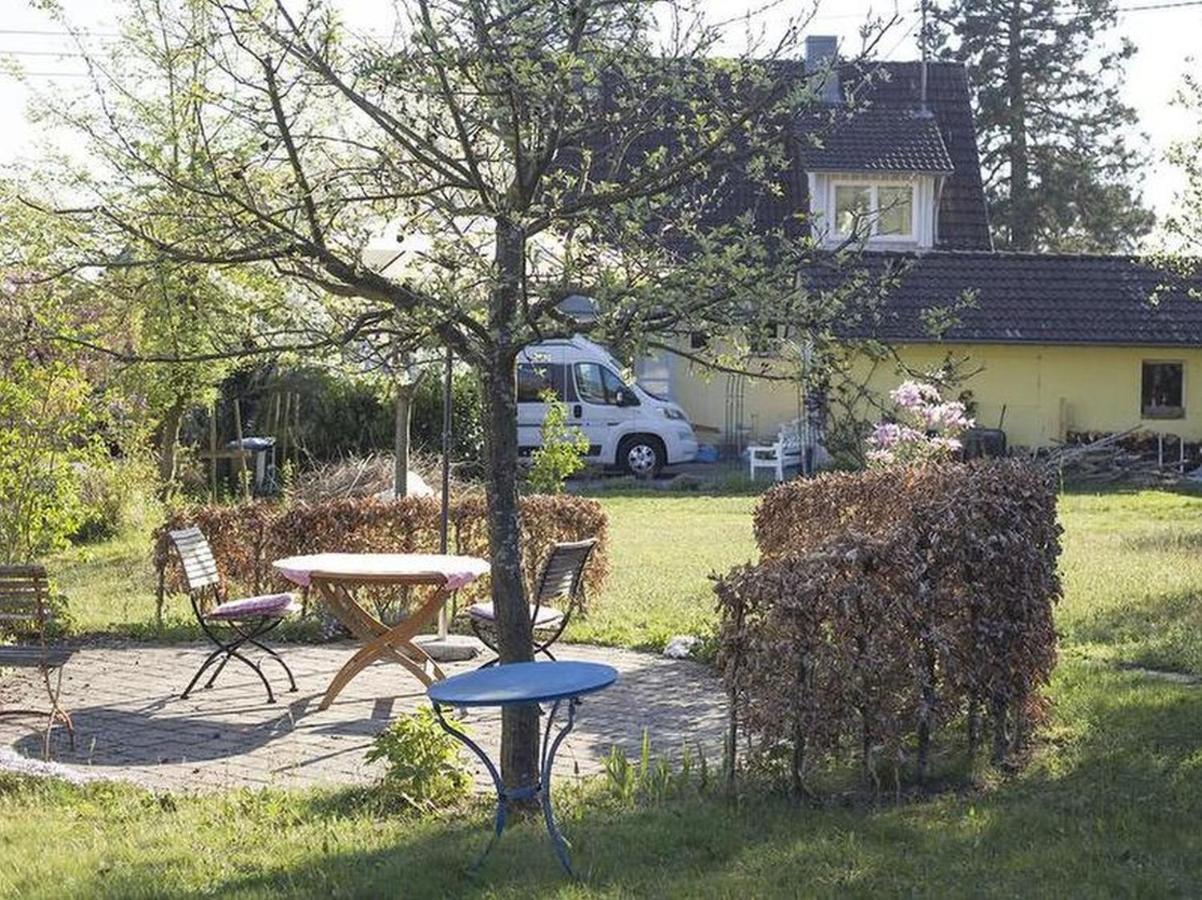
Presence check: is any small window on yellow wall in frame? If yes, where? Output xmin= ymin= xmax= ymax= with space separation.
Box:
xmin=1141 ymin=361 xmax=1184 ymax=419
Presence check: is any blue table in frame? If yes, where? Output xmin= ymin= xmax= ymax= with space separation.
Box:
xmin=427 ymin=660 xmax=618 ymax=876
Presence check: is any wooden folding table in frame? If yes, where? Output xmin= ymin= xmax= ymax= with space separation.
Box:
xmin=273 ymin=552 xmax=490 ymax=709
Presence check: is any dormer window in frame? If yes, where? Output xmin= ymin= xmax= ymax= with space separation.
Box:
xmin=833 ymin=181 xmax=915 ymax=240
xmin=808 ymin=172 xmax=936 ymax=248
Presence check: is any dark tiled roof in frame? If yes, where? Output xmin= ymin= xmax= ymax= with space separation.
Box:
xmin=585 ymin=59 xmax=992 ymax=251
xmin=696 ymin=61 xmax=992 ymax=249
xmin=799 ymin=107 xmax=954 ymax=174
xmin=803 ymin=252 xmax=1202 ymax=346
xmin=835 ymin=62 xmax=992 ymax=250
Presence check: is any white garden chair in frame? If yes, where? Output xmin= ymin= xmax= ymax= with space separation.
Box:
xmin=748 ymin=419 xmax=803 ymax=482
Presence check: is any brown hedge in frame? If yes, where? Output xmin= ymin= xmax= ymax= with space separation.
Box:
xmin=717 ymin=461 xmax=1061 ymax=793
xmin=154 ymin=493 xmax=609 ymax=614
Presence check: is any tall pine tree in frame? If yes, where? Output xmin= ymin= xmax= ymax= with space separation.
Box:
xmin=931 ymin=0 xmax=1154 ymax=252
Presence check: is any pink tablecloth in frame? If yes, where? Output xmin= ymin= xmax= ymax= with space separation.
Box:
xmin=272 ymin=553 xmax=491 ymax=590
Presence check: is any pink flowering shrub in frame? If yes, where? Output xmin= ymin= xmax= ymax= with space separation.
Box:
xmin=867 ymin=379 xmax=974 ymax=466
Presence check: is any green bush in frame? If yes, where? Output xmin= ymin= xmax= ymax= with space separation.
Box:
xmin=410 ymin=369 xmax=484 ymax=473
xmin=527 ymin=391 xmax=589 ymax=494
xmin=0 ymin=358 xmax=101 ymax=563
xmin=365 ymin=707 xmax=472 ymax=812
xmin=74 ymin=453 xmax=158 ymax=542
xmin=209 ymin=364 xmax=485 ymax=471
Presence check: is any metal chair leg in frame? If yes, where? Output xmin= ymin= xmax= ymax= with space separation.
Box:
xmin=247 ymin=637 xmax=298 ymax=691
xmin=189 ymin=617 xmax=290 ymax=702
xmin=223 ymin=647 xmax=276 ymax=703
xmin=39 ymin=665 xmax=73 ymax=759
xmin=204 ymin=651 xmax=234 ymax=688
xmin=181 ymin=645 xmax=227 ymax=699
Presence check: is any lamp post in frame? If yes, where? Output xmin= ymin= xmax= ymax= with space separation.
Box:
xmin=417 ymin=345 xmax=480 ymax=662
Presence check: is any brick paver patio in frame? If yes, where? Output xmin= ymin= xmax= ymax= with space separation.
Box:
xmin=0 ymin=640 xmax=725 ymax=792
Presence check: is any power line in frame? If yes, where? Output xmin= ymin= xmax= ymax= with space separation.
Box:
xmin=1115 ymin=0 xmax=1202 ymax=10
xmin=0 ymin=50 xmax=85 ymax=58
xmin=0 ymin=70 xmax=90 ymax=78
xmin=0 ymin=28 xmax=118 ymax=38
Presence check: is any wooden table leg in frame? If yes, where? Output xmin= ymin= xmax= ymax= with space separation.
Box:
xmin=313 ymin=579 xmax=454 ymax=710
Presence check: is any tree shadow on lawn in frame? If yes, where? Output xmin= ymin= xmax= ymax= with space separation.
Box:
xmin=73 ymin=666 xmax=1202 ymax=898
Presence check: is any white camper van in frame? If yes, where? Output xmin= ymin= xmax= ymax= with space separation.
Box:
xmin=517 ymin=336 xmax=698 ymax=478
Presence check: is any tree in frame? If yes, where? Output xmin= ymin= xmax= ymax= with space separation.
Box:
xmin=931 ymin=0 xmax=1154 ymax=252
xmin=19 ymin=0 xmax=894 ymax=791
xmin=1162 ymin=72 xmax=1202 ymax=262
xmin=0 ymin=279 xmax=102 ymax=564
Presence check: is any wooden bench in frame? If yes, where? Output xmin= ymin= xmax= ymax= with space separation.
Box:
xmin=0 ymin=565 xmax=74 ymax=759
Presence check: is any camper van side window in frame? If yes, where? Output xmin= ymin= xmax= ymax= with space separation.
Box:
xmin=517 ymin=363 xmax=565 ymax=402
xmin=574 ymin=362 xmax=626 ymax=405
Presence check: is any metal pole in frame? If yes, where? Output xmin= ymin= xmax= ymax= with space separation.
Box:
xmin=438 ymin=346 xmax=453 ymax=639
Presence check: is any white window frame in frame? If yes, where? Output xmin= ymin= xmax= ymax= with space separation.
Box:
xmin=829 ymin=179 xmax=918 ymax=243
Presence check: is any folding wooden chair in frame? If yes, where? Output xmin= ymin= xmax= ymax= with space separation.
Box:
xmin=167 ymin=527 xmax=299 ymax=704
xmin=0 ymin=565 xmax=74 ymax=760
xmin=467 ymin=539 xmax=598 ymax=666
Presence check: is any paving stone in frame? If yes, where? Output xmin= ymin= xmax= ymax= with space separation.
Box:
xmin=0 ymin=641 xmax=726 ymax=793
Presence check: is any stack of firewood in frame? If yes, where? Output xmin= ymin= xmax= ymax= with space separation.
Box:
xmin=1041 ymin=428 xmax=1190 ymax=486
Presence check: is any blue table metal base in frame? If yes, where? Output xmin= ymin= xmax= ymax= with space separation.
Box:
xmin=432 ymin=697 xmax=580 ymax=876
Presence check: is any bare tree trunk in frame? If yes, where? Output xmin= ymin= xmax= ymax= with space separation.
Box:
xmin=1005 ymin=1 xmax=1033 ymax=250
xmin=156 ymin=395 xmax=187 ymax=499
xmin=488 ymin=219 xmax=539 ymax=792
xmin=482 ymin=360 xmax=539 ymax=791
xmin=394 ymin=382 xmax=413 ymax=498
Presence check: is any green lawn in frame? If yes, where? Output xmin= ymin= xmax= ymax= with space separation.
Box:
xmin=7 ymin=487 xmax=1202 ymax=896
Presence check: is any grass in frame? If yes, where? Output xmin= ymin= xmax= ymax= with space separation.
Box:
xmin=567 ymin=493 xmax=757 ymax=649
xmin=8 ymin=485 xmax=1202 ymax=895
xmin=3 ymin=659 xmax=1202 ymax=897
xmin=1057 ymin=488 xmax=1202 ymax=674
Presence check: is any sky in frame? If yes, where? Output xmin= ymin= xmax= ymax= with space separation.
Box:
xmin=0 ymin=0 xmax=1198 ymax=245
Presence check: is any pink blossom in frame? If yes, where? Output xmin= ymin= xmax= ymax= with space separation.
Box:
xmin=889 ymin=380 xmax=937 ymax=410
xmin=929 ymin=436 xmax=963 ymax=453
xmin=868 ymin=379 xmax=974 ymax=467
xmin=867 ymin=422 xmax=925 ymax=449
xmin=919 ymin=401 xmax=973 ymax=432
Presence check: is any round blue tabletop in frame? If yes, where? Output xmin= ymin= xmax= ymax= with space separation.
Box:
xmin=428 ymin=660 xmax=618 ymax=708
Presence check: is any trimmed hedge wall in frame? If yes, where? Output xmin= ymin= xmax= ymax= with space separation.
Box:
xmin=716 ymin=461 xmax=1062 ymax=793
xmin=154 ymin=494 xmax=609 ymax=615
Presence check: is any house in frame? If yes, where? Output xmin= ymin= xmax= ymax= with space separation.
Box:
xmin=654 ymin=36 xmax=1202 ymax=453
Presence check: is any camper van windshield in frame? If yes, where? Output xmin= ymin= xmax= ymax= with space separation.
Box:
xmin=637 ymin=382 xmax=669 ymax=402
xmin=574 ymin=362 xmax=627 ymax=405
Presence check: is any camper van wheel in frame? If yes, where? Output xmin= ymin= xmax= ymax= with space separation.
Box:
xmin=619 ymin=435 xmax=664 ymax=479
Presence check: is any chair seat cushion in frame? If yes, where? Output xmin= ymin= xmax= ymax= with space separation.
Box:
xmin=467 ymin=601 xmax=564 ymax=628
xmin=206 ymin=592 xmax=299 ymax=621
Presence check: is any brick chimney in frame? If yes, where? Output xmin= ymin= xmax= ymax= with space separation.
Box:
xmin=804 ymin=35 xmax=841 ymax=104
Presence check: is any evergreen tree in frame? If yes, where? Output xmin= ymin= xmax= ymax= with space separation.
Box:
xmin=931 ymin=0 xmax=1154 ymax=252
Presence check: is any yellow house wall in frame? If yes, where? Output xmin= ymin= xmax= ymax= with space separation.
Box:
xmin=670 ymin=343 xmax=1202 ymax=448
